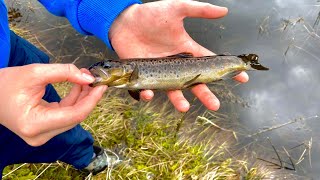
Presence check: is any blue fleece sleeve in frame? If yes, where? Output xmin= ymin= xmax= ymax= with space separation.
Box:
xmin=38 ymin=0 xmax=141 ymax=50
xmin=0 ymin=0 xmax=10 ymax=68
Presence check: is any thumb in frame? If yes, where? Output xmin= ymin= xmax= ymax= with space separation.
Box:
xmin=27 ymin=63 xmax=95 ymax=85
xmin=178 ymin=1 xmax=228 ymax=19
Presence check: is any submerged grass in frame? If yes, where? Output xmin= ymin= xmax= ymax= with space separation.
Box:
xmin=3 ymin=83 xmax=268 ymax=179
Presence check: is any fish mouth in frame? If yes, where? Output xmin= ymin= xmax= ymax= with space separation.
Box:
xmin=88 ymin=67 xmax=110 ymax=87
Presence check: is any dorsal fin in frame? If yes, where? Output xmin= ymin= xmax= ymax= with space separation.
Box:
xmin=167 ymin=52 xmax=194 ymax=58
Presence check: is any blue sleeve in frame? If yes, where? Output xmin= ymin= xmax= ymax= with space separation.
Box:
xmin=38 ymin=0 xmax=142 ymax=50
xmin=0 ymin=0 xmax=10 ymax=68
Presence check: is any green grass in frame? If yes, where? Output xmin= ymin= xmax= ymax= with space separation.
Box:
xmin=3 ymin=83 xmax=269 ymax=179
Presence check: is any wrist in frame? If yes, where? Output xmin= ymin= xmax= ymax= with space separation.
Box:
xmin=109 ymin=4 xmax=140 ymax=48
xmin=77 ymin=0 xmax=142 ymax=50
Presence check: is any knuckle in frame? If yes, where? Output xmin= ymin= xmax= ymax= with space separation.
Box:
xmin=18 ymin=123 xmax=38 ymax=138
xmin=177 ymin=0 xmax=188 ymax=12
xmin=201 ymin=5 xmax=211 ymax=15
xmin=76 ymin=114 xmax=88 ymax=122
xmin=28 ymin=64 xmax=42 ymax=75
xmin=66 ymin=64 xmax=78 ymax=73
xmin=17 ymin=117 xmax=39 ymax=138
xmin=64 ymin=64 xmax=79 ymax=81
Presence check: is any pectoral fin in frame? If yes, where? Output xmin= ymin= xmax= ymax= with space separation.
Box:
xmin=130 ymin=65 xmax=139 ymax=82
xmin=167 ymin=52 xmax=194 ymax=58
xmin=128 ymin=90 xmax=141 ymax=101
xmin=182 ymin=74 xmax=201 ymax=89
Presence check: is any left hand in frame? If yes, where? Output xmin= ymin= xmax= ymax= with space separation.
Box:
xmin=0 ymin=64 xmax=106 ymax=146
xmin=109 ymin=0 xmax=249 ymax=112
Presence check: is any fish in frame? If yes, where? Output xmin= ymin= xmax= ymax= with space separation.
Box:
xmin=88 ymin=52 xmax=268 ymax=100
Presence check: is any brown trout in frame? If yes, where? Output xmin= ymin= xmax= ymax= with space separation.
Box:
xmin=88 ymin=53 xmax=268 ymax=100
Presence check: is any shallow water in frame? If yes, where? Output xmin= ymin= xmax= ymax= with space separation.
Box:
xmin=5 ymin=0 xmax=320 ymax=178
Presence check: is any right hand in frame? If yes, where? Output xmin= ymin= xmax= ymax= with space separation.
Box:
xmin=0 ymin=64 xmax=107 ymax=147
xmin=109 ymin=0 xmax=249 ymax=112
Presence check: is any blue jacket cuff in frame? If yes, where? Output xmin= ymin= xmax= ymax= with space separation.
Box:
xmin=77 ymin=0 xmax=142 ymax=50
xmin=38 ymin=0 xmax=88 ymax=35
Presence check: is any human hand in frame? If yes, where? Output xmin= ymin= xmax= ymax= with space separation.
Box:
xmin=0 ymin=64 xmax=107 ymax=146
xmin=109 ymin=0 xmax=249 ymax=112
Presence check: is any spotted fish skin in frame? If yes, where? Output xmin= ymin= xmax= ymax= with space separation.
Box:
xmin=88 ymin=53 xmax=268 ymax=90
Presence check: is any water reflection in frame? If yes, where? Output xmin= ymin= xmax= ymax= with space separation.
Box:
xmin=5 ymin=0 xmax=320 ymax=178
xmin=207 ymin=0 xmax=320 ymax=178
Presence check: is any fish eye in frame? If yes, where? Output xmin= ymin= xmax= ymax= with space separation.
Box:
xmin=250 ymin=54 xmax=258 ymax=61
xmin=102 ymin=61 xmax=112 ymax=69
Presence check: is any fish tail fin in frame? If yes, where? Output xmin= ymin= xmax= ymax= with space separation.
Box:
xmin=238 ymin=54 xmax=269 ymax=70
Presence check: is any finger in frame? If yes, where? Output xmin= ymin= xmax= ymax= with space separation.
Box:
xmin=179 ymin=1 xmax=228 ymax=19
xmin=75 ymin=69 xmax=96 ymax=102
xmin=76 ymin=85 xmax=94 ymax=102
xmin=233 ymin=71 xmax=249 ymax=83
xmin=80 ymin=68 xmax=92 ymax=75
xmin=140 ymin=90 xmax=154 ymax=101
xmin=180 ymin=37 xmax=215 ymax=57
xmin=59 ymin=84 xmax=82 ymax=107
xmin=167 ymin=90 xmax=190 ymax=112
xmin=36 ymin=85 xmax=107 ymax=133
xmin=28 ymin=64 xmax=95 ymax=85
xmin=191 ymin=84 xmax=220 ymax=111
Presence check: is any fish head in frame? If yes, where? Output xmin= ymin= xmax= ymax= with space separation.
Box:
xmin=238 ymin=54 xmax=269 ymax=70
xmin=88 ymin=60 xmax=125 ymax=87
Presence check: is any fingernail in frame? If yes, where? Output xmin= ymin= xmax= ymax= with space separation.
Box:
xmin=180 ymin=101 xmax=190 ymax=112
xmin=211 ymin=100 xmax=220 ymax=111
xmin=219 ymin=6 xmax=228 ymax=11
xmin=82 ymin=73 xmax=95 ymax=82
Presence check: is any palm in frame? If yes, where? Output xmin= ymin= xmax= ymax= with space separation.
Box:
xmin=110 ymin=1 xmax=213 ymax=58
xmin=109 ymin=0 xmax=248 ymax=112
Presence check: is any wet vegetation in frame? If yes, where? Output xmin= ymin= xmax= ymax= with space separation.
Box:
xmin=5 ymin=0 xmax=320 ymax=179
